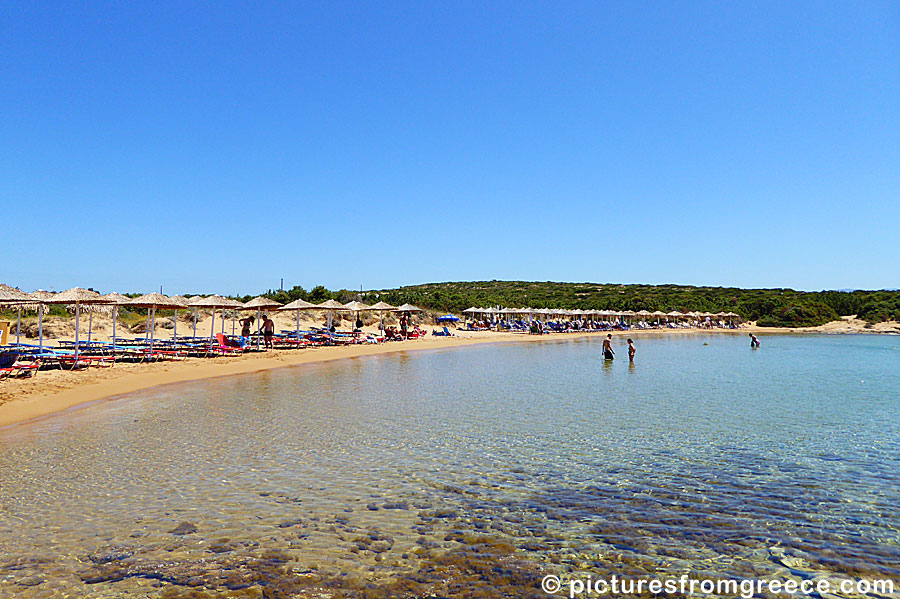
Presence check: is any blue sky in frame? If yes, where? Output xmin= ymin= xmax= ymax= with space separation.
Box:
xmin=3 ymin=1 xmax=898 ymax=295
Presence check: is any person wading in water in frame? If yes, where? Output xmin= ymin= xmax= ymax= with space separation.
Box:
xmin=602 ymin=334 xmax=615 ymax=360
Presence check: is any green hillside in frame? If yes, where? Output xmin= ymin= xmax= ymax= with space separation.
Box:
xmin=258 ymin=281 xmax=900 ymax=328
xmin=357 ymin=282 xmax=899 ymax=328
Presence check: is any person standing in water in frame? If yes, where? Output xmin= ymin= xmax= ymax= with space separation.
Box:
xmin=602 ymin=334 xmax=615 ymax=360
xmin=627 ymin=338 xmax=636 ymax=362
xmin=750 ymin=333 xmax=760 ymax=348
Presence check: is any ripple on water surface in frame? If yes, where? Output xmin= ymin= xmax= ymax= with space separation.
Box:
xmin=0 ymin=334 xmax=898 ymax=597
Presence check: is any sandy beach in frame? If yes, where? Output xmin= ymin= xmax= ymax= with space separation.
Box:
xmin=4 ymin=313 xmax=896 ymax=431
xmin=0 ymin=322 xmax=779 ymax=430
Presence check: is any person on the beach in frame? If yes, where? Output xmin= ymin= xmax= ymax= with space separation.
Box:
xmin=602 ymin=334 xmax=615 ymax=360
xmin=399 ymin=313 xmax=408 ymax=337
xmin=262 ymin=315 xmax=275 ymax=349
xmin=750 ymin=333 xmax=760 ymax=348
xmin=239 ymin=316 xmax=254 ymax=347
xmin=627 ymin=338 xmax=635 ymax=362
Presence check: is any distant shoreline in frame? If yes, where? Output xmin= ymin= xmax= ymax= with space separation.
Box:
xmin=0 ymin=324 xmax=896 ymax=431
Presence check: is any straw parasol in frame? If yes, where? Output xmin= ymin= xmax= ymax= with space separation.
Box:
xmin=242 ymin=296 xmax=283 ymax=311
xmin=392 ymin=303 xmax=422 ymax=330
xmin=343 ymin=300 xmax=370 ymax=311
xmin=44 ymin=288 xmax=105 ymax=360
xmin=184 ymin=295 xmax=204 ymax=338
xmin=368 ymin=301 xmax=396 ymax=330
xmin=127 ymin=293 xmax=187 ymax=353
xmin=343 ymin=300 xmax=370 ymax=332
xmin=100 ymin=293 xmax=131 ymax=350
xmin=317 ymin=299 xmax=348 ymax=310
xmin=166 ymin=296 xmax=192 ymax=342
xmin=241 ymin=296 xmax=283 ymax=350
xmin=0 ymin=284 xmax=30 ymax=346
xmin=220 ymin=298 xmax=245 ymax=336
xmin=278 ymin=298 xmax=318 ymax=343
xmin=0 ymin=284 xmax=28 ymax=303
xmin=223 ymin=298 xmax=244 ymax=335
xmin=394 ymin=303 xmax=422 ymax=312
xmin=188 ymin=295 xmax=237 ymax=340
xmin=316 ymin=299 xmax=349 ymax=330
xmin=23 ymin=290 xmax=55 ymax=352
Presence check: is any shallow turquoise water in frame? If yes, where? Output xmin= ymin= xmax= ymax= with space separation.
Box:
xmin=0 ymin=333 xmax=898 ymax=597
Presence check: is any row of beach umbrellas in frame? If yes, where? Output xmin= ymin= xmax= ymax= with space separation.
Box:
xmin=0 ymin=285 xmax=424 ymax=357
xmin=462 ymin=306 xmax=740 ymax=321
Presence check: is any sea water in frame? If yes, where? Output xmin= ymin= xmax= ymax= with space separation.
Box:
xmin=0 ymin=334 xmax=897 ymax=597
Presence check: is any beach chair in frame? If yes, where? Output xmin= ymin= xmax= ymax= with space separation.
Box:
xmin=214 ymin=333 xmax=245 ymax=355
xmin=58 ymin=355 xmax=115 ymax=370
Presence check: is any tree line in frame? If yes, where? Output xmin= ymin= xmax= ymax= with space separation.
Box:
xmin=324 ymin=281 xmax=899 ymax=327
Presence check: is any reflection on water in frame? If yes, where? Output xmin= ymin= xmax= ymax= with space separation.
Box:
xmin=0 ymin=334 xmax=898 ymax=597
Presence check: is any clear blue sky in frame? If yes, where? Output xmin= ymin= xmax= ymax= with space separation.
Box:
xmin=3 ymin=1 xmax=898 ymax=295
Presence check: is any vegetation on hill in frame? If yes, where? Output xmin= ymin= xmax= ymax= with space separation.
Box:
xmin=306 ymin=281 xmax=900 ymax=328
xmin=6 ymin=282 xmax=896 ymax=329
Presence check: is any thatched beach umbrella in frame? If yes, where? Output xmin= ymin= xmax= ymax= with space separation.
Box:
xmin=24 ymin=290 xmax=55 ymax=352
xmin=188 ymin=295 xmax=235 ymax=341
xmin=45 ymin=288 xmax=105 ymax=361
xmin=0 ymin=284 xmax=29 ymax=346
xmin=368 ymin=301 xmax=396 ymax=330
xmin=185 ymin=295 xmax=204 ymax=338
xmin=100 ymin=293 xmax=131 ymax=351
xmin=241 ymin=296 xmax=283 ymax=350
xmin=278 ymin=298 xmax=318 ymax=343
xmin=394 ymin=303 xmax=422 ymax=312
xmin=393 ymin=303 xmax=422 ymax=329
xmin=223 ymin=298 xmax=245 ymax=336
xmin=317 ymin=299 xmax=350 ymax=330
xmin=343 ymin=300 xmax=370 ymax=331
xmin=168 ymin=296 xmax=191 ymax=342
xmin=126 ymin=293 xmax=186 ymax=354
